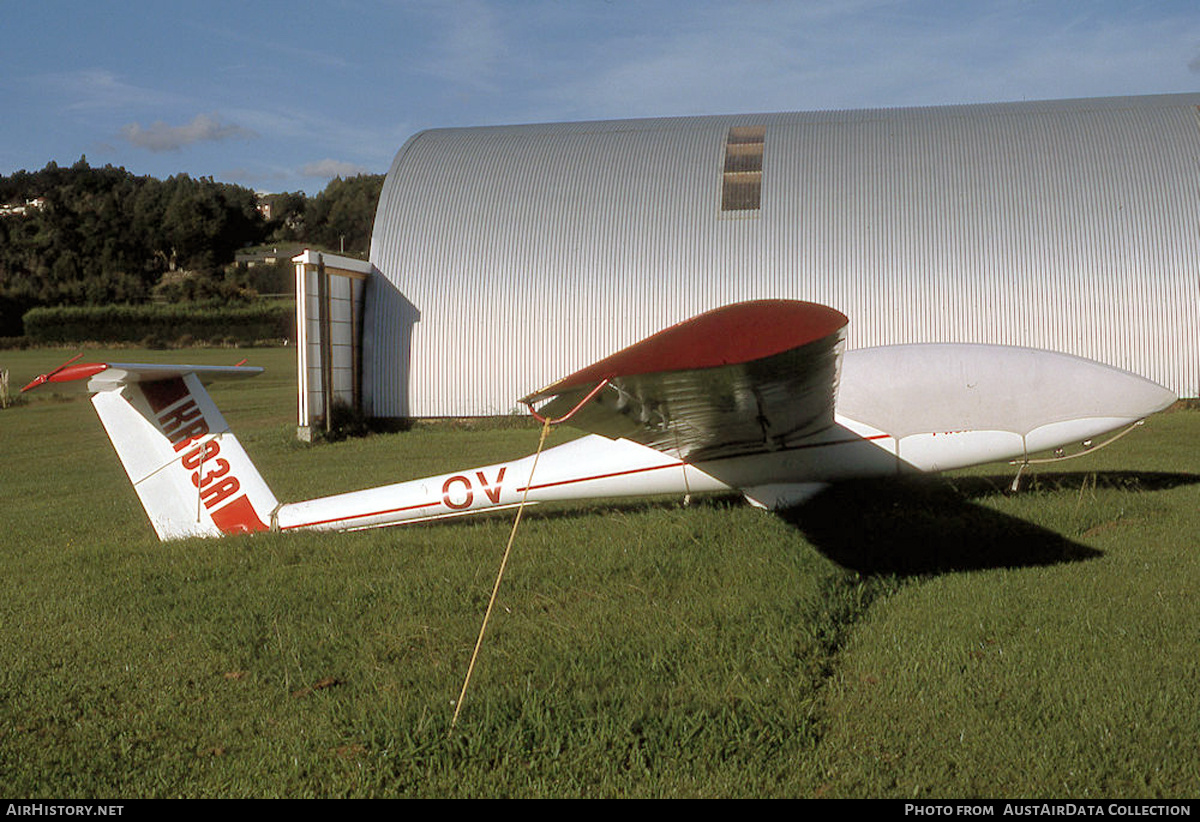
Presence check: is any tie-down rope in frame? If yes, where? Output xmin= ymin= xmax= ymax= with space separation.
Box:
xmin=449 ymin=380 xmax=609 ymax=734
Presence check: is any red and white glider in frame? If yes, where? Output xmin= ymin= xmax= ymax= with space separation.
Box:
xmin=23 ymin=301 xmax=1176 ymax=541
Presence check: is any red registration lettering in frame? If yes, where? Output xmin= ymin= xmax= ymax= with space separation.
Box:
xmin=442 ymin=468 xmax=507 ymax=510
xmin=200 ymin=476 xmax=241 ymax=509
xmin=477 ymin=468 xmax=505 ymax=504
xmin=442 ymin=475 xmax=473 ymax=510
xmin=192 ymin=458 xmax=231 ymax=490
xmin=158 ymin=399 xmax=202 ymax=433
xmin=157 ymin=399 xmax=210 ymax=452
xmin=181 ymin=440 xmax=220 ymax=470
xmin=155 ymin=393 xmax=247 ymax=521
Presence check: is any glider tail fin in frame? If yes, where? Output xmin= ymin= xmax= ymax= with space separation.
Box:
xmin=96 ymin=373 xmax=279 ymax=540
xmin=27 ymin=361 xmax=278 ymax=540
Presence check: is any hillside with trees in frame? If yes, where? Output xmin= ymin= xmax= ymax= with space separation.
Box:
xmin=0 ymin=158 xmax=383 ymax=337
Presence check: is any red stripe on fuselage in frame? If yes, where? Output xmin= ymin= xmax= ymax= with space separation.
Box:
xmin=279 ymin=499 xmax=442 ymax=531
xmin=517 ymin=461 xmax=684 ymax=493
xmin=516 ymin=434 xmax=892 ymax=492
xmin=277 ymin=433 xmax=894 ymax=532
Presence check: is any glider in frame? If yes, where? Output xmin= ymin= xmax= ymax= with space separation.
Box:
xmin=23 ymin=301 xmax=1176 ymax=541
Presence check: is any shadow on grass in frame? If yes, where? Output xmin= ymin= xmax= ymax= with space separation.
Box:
xmin=777 ymin=470 xmax=1200 ymax=577
xmin=972 ymin=470 xmax=1200 ymax=496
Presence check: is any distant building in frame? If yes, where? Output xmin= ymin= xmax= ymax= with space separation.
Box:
xmin=298 ymin=93 xmax=1200 ymax=429
xmin=255 ymin=196 xmax=273 ymax=221
xmin=0 ymin=197 xmax=46 ymax=217
xmin=235 ymin=248 xmax=283 ymax=267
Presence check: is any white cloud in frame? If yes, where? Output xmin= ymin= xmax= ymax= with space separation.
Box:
xmin=302 ymin=158 xmax=372 ymax=179
xmin=40 ymin=68 xmax=183 ymax=112
xmin=121 ymin=113 xmax=257 ymax=152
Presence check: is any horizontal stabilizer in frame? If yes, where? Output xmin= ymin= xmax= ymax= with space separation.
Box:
xmin=23 ymin=359 xmax=263 ymax=394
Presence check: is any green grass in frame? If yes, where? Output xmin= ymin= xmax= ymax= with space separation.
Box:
xmin=1 ymin=347 xmax=1198 ymax=797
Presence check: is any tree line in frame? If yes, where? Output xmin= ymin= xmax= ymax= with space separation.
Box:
xmin=0 ymin=158 xmax=384 ymax=336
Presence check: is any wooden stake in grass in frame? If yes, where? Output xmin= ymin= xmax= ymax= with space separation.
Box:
xmin=450 ymin=417 xmax=554 ymax=735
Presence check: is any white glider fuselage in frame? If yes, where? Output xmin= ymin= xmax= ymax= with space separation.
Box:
xmin=275 ymin=343 xmax=1176 ymax=533
xmin=23 ymin=301 xmax=1178 ymax=542
xmin=272 ymin=419 xmax=906 ymax=533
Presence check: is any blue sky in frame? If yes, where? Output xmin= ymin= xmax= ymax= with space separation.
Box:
xmin=2 ymin=0 xmax=1198 ymax=194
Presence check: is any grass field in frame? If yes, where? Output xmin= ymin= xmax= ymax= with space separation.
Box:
xmin=1 ymin=346 xmax=1197 ymax=798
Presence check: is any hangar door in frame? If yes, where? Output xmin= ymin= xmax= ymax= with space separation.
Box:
xmin=293 ymin=250 xmax=372 ymax=440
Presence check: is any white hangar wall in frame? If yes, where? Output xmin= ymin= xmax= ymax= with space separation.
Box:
xmin=366 ymin=94 xmax=1200 ymax=417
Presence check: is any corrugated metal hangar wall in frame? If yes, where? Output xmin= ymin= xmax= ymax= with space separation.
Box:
xmin=365 ymin=94 xmax=1200 ymax=418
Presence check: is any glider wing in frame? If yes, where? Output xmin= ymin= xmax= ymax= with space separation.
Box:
xmin=522 ymin=300 xmax=848 ymax=461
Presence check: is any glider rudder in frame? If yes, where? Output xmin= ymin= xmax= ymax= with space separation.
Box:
xmin=24 ymin=361 xmax=278 ymax=540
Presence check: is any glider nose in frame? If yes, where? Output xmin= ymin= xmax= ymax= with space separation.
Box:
xmin=1119 ymin=376 xmax=1177 ymax=418
xmin=839 ymin=344 xmax=1177 ymax=438
xmin=1018 ymin=361 xmax=1175 ymax=456
xmin=837 ymin=345 xmax=1178 ymax=472
xmin=1046 ymin=353 xmax=1177 ymax=424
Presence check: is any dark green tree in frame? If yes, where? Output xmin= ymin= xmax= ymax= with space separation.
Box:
xmin=304 ymin=174 xmax=384 ymax=256
xmin=0 ymin=161 xmax=271 ymax=328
